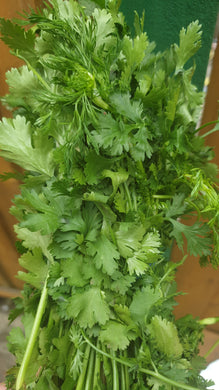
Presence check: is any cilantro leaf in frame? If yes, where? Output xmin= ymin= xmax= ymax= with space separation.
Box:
xmin=115 ymin=223 xmax=145 ymax=258
xmin=175 ymin=21 xmax=202 ymax=70
xmin=120 ymin=33 xmax=148 ymax=87
xmin=0 ymin=18 xmax=36 ymax=63
xmin=18 ymin=189 xmax=61 ymax=235
xmin=130 ymin=286 xmax=161 ymax=326
xmin=84 ymin=151 xmax=113 ymax=184
xmin=149 ymin=315 xmax=183 ymax=358
xmin=4 ymin=66 xmax=41 ymax=109
xmin=93 ymin=8 xmax=116 ymax=53
xmin=127 ymin=257 xmax=148 ymax=276
xmin=87 ymin=234 xmax=120 ymax=275
xmin=165 ymin=194 xmax=187 ymax=219
xmin=0 ymin=116 xmax=54 ymax=176
xmin=111 ymin=272 xmax=135 ymax=295
xmin=110 ymin=93 xmax=143 ymax=123
xmin=127 ymin=232 xmax=161 ymax=275
xmin=91 ymin=112 xmax=131 ymax=156
xmin=61 ymin=254 xmax=88 ymax=287
xmin=7 ymin=327 xmax=27 ymax=364
xmin=14 ymin=226 xmax=53 ymax=263
xmin=66 ymin=287 xmax=110 ymax=328
xmin=103 ymin=168 xmax=129 ymax=195
xmin=99 ymin=320 xmax=137 ymax=351
xmin=169 ymin=219 xmax=212 ymax=256
xmin=17 ymin=248 xmax=49 ymax=289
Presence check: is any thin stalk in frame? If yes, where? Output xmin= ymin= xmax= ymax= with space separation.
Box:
xmin=120 ymin=362 xmax=126 ymax=390
xmin=124 ymin=182 xmax=133 ymax=211
xmin=157 ymin=255 xmax=187 ymax=287
xmin=194 ymin=120 xmax=219 ymax=134
xmin=132 ymin=191 xmax=137 ymax=212
xmin=93 ymin=344 xmax=101 ymax=390
xmin=16 ymin=274 xmax=49 ymax=390
xmin=82 ymin=332 xmax=201 ymax=390
xmin=152 ymin=194 xmax=173 ymax=199
xmin=112 ymin=351 xmax=119 ymax=390
xmin=200 ymin=126 xmax=219 ymax=138
xmin=102 ymin=345 xmax=112 ymax=389
xmin=204 ymin=338 xmax=219 ymax=359
xmin=85 ymin=347 xmax=95 ymax=390
xmin=75 ymin=343 xmax=91 ymax=390
xmin=124 ymin=351 xmax=129 ymax=389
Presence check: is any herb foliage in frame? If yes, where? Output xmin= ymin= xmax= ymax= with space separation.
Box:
xmin=0 ymin=0 xmax=218 ymax=389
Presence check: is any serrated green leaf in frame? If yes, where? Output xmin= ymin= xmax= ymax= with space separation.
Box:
xmin=165 ymin=194 xmax=186 ymax=219
xmin=103 ymin=168 xmax=129 ymax=194
xmin=91 ymin=112 xmax=130 ymax=156
xmin=110 ymin=93 xmax=143 ymax=122
xmin=169 ymin=219 xmax=211 ymax=256
xmin=127 ymin=257 xmax=148 ymax=276
xmin=0 ymin=116 xmax=54 ymax=176
xmin=87 ymin=234 xmax=120 ymax=275
xmin=0 ymin=18 xmax=36 ymax=62
xmin=130 ymin=286 xmax=161 ymax=325
xmin=17 ymin=248 xmax=49 ymax=289
xmin=99 ymin=320 xmax=137 ymax=350
xmin=4 ymin=66 xmax=40 ymax=108
xmin=149 ymin=315 xmax=183 ymax=358
xmin=14 ymin=226 xmax=53 ymax=263
xmin=85 ymin=151 xmax=112 ymax=184
xmin=115 ymin=223 xmax=145 ymax=258
xmin=7 ymin=327 xmax=26 ymax=364
xmin=19 ymin=195 xmax=60 ymax=235
xmin=111 ymin=272 xmax=135 ymax=295
xmin=61 ymin=254 xmax=88 ymax=287
xmin=120 ymin=33 xmax=148 ymax=86
xmin=67 ymin=287 xmax=110 ymax=328
xmin=93 ymin=8 xmax=116 ymax=52
xmin=176 ymin=21 xmax=202 ymax=70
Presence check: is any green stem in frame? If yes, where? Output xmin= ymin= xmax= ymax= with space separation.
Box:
xmin=124 ymin=351 xmax=129 ymax=389
xmin=124 ymin=182 xmax=133 ymax=211
xmin=157 ymin=255 xmax=187 ymax=287
xmin=200 ymin=126 xmax=219 ymax=138
xmin=85 ymin=347 xmax=95 ymax=390
xmin=204 ymin=338 xmax=219 ymax=359
xmin=152 ymin=194 xmax=173 ymax=199
xmin=16 ymin=275 xmax=49 ymax=390
xmin=102 ymin=345 xmax=112 ymax=389
xmin=112 ymin=351 xmax=119 ymax=390
xmin=194 ymin=120 xmax=219 ymax=134
xmin=93 ymin=344 xmax=101 ymax=390
xmin=75 ymin=343 xmax=91 ymax=390
xmin=120 ymin=362 xmax=126 ymax=390
xmin=82 ymin=332 xmax=201 ymax=390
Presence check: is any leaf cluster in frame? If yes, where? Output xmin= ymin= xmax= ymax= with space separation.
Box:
xmin=0 ymin=0 xmax=218 ymax=389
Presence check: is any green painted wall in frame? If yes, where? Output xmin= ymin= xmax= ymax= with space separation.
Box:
xmin=120 ymin=0 xmax=219 ymax=90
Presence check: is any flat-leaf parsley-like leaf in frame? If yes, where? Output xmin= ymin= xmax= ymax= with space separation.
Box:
xmin=0 ymin=1 xmax=218 ymax=389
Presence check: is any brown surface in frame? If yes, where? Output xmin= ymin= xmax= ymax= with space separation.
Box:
xmin=0 ymin=157 xmax=21 ymax=290
xmin=200 ymin=329 xmax=219 ymax=364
